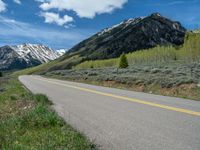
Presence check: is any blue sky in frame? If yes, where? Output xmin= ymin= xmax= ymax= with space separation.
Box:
xmin=0 ymin=0 xmax=199 ymax=49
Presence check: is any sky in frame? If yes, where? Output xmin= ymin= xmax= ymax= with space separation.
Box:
xmin=0 ymin=0 xmax=199 ymax=49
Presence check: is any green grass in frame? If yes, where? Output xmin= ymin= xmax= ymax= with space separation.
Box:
xmin=0 ymin=77 xmax=95 ymax=149
xmin=14 ymin=55 xmax=83 ymax=76
xmin=74 ymin=58 xmax=118 ymax=70
xmin=75 ymin=32 xmax=200 ymax=69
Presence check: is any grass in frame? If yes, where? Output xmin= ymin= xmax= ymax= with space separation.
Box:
xmin=75 ymin=32 xmax=200 ymax=69
xmin=14 ymin=55 xmax=83 ymax=76
xmin=0 ymin=77 xmax=95 ymax=149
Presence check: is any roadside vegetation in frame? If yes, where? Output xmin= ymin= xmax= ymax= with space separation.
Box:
xmin=0 ymin=77 xmax=95 ymax=149
xmin=46 ymin=62 xmax=200 ymax=100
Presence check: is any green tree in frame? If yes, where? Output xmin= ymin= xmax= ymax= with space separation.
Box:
xmin=0 ymin=72 xmax=2 ymax=77
xmin=118 ymin=53 xmax=129 ymax=68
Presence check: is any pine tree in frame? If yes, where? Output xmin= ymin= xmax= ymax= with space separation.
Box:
xmin=118 ymin=53 xmax=129 ymax=68
xmin=0 ymin=72 xmax=2 ymax=77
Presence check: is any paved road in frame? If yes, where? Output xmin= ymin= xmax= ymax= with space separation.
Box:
xmin=19 ymin=75 xmax=200 ymax=150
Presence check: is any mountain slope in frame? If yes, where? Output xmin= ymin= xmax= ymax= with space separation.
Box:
xmin=67 ymin=13 xmax=186 ymax=60
xmin=0 ymin=44 xmax=62 ymax=71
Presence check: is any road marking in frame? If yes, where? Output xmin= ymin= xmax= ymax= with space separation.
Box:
xmin=34 ymin=76 xmax=200 ymax=116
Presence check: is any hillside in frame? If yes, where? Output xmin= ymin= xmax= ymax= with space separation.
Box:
xmin=0 ymin=44 xmax=63 ymax=71
xmin=68 ymin=13 xmax=186 ymax=60
xmin=75 ymin=32 xmax=200 ymax=69
xmin=16 ymin=13 xmax=187 ymax=74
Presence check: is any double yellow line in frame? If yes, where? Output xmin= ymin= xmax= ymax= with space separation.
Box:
xmin=34 ymin=76 xmax=200 ymax=117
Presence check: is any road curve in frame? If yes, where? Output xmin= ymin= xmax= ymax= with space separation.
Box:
xmin=19 ymin=75 xmax=200 ymax=150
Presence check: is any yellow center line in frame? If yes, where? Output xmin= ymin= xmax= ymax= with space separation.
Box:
xmin=34 ymin=76 xmax=200 ymax=117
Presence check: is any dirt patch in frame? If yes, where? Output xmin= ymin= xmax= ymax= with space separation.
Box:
xmin=73 ymin=79 xmax=200 ymax=100
xmin=0 ymin=100 xmax=36 ymax=119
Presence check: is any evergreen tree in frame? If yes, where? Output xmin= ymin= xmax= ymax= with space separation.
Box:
xmin=118 ymin=53 xmax=129 ymax=68
xmin=0 ymin=72 xmax=2 ymax=77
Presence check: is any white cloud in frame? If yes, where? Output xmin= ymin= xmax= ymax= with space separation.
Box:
xmin=35 ymin=0 xmax=50 ymax=2
xmin=13 ymin=0 xmax=21 ymax=5
xmin=40 ymin=12 xmax=73 ymax=26
xmin=40 ymin=0 xmax=128 ymax=18
xmin=0 ymin=0 xmax=6 ymax=12
xmin=0 ymin=16 xmax=92 ymax=48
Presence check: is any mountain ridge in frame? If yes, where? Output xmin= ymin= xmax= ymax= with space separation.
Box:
xmin=0 ymin=43 xmax=63 ymax=71
xmin=67 ymin=13 xmax=186 ymax=60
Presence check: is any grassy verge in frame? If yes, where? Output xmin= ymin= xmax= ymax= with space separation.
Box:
xmin=0 ymin=77 xmax=95 ymax=149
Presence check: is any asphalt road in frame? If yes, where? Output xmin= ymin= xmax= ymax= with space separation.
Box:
xmin=19 ymin=75 xmax=200 ymax=150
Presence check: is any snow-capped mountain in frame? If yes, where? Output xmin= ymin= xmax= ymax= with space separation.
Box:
xmin=0 ymin=44 xmax=64 ymax=71
xmin=11 ymin=44 xmax=62 ymax=63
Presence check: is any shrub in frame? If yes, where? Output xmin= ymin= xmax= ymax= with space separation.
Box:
xmin=34 ymin=94 xmax=52 ymax=105
xmin=119 ymin=54 xmax=129 ymax=68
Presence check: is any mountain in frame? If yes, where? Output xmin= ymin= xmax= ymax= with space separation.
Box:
xmin=14 ymin=13 xmax=187 ymax=73
xmin=67 ymin=13 xmax=186 ymax=60
xmin=0 ymin=44 xmax=63 ymax=71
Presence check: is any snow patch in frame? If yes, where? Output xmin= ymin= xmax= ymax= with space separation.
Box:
xmin=98 ymin=17 xmax=145 ymax=36
xmin=11 ymin=43 xmax=64 ymax=63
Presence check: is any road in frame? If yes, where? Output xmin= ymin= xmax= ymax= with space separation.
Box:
xmin=19 ymin=75 xmax=200 ymax=150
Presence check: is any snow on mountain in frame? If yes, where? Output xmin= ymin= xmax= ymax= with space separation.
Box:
xmin=0 ymin=43 xmax=65 ymax=71
xmin=98 ymin=17 xmax=144 ymax=36
xmin=11 ymin=43 xmax=62 ymax=63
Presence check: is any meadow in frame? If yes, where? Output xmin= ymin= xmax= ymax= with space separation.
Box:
xmin=0 ymin=77 xmax=95 ymax=149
